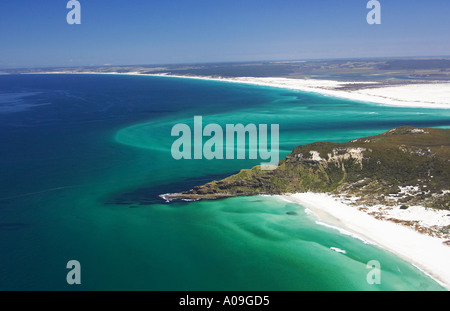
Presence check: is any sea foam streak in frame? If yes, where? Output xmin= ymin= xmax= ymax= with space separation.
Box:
xmin=315 ymin=221 xmax=370 ymax=244
xmin=283 ymin=193 xmax=450 ymax=289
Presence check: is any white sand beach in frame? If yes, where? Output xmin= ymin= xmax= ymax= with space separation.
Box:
xmin=31 ymin=71 xmax=450 ymax=109
xmin=281 ymin=193 xmax=450 ymax=290
xmin=149 ymin=74 xmax=450 ymax=109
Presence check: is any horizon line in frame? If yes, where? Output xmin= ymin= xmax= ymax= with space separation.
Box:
xmin=2 ymin=55 xmax=450 ymax=72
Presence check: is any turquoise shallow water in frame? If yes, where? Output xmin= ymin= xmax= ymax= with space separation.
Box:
xmin=0 ymin=74 xmax=448 ymax=290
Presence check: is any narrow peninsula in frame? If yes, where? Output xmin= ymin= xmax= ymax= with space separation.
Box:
xmin=163 ymin=126 xmax=449 ymax=209
xmin=162 ymin=126 xmax=450 ymax=247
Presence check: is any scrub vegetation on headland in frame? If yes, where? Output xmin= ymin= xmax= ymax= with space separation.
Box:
xmin=163 ymin=126 xmax=449 ymax=209
xmin=163 ymin=126 xmax=450 ymax=240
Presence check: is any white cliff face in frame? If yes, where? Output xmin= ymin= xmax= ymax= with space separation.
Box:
xmin=327 ymin=147 xmax=367 ymax=167
xmin=303 ymin=148 xmax=368 ymax=168
xmin=410 ymin=128 xmax=429 ymax=134
xmin=309 ymin=151 xmax=324 ymax=161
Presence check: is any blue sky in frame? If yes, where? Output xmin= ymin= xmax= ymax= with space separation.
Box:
xmin=0 ymin=0 xmax=449 ymax=68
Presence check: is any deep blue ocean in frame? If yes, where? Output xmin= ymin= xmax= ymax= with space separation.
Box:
xmin=0 ymin=74 xmax=449 ymax=290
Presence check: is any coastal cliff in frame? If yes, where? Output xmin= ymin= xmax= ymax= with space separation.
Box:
xmin=163 ymin=126 xmax=450 ymax=211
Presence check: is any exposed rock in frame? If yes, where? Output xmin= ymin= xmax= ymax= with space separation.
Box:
xmin=163 ymin=126 xmax=450 ymax=211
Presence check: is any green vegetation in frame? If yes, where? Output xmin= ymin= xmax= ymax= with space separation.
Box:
xmin=165 ymin=127 xmax=450 ymax=210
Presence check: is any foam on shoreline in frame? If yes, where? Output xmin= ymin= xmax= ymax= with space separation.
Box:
xmin=280 ymin=193 xmax=450 ymax=290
